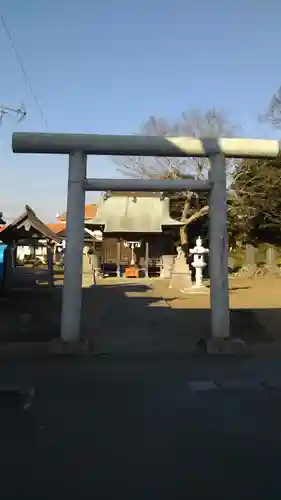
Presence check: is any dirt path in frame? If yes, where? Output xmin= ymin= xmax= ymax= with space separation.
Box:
xmin=81 ymin=277 xmax=281 ymax=353
xmin=81 ymin=281 xmax=198 ymax=354
xmin=166 ymin=277 xmax=281 ymax=310
xmin=2 ymin=274 xmax=281 ymax=352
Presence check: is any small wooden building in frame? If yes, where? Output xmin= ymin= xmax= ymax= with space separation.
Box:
xmin=0 ymin=205 xmax=61 ymax=288
xmin=0 ymin=205 xmax=61 ymax=248
xmin=87 ymin=192 xmax=183 ymax=277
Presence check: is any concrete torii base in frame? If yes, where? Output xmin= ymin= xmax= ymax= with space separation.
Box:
xmin=198 ymin=337 xmax=246 ymax=355
xmin=48 ymin=338 xmax=90 ymax=355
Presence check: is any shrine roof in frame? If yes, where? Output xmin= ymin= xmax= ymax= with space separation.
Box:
xmin=88 ymin=193 xmax=183 ymax=233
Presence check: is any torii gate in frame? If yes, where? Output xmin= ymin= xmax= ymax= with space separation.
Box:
xmin=12 ymin=133 xmax=279 ymax=343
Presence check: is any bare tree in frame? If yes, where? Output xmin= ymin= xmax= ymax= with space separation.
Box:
xmin=114 ymin=109 xmax=239 ymax=249
xmin=260 ymin=86 xmax=281 ymax=128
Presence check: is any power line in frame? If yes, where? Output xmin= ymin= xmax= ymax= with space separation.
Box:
xmin=0 ymin=13 xmax=49 ymax=130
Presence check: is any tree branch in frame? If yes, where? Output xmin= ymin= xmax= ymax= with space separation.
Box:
xmin=182 ymin=205 xmax=209 ymax=225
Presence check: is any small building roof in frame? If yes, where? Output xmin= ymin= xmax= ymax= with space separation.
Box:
xmin=48 ymin=222 xmax=66 ymax=234
xmin=47 ymin=223 xmax=96 ymax=242
xmin=57 ymin=204 xmax=97 ymax=222
xmin=88 ymin=193 xmax=183 ymax=233
xmin=0 ymin=205 xmax=61 ymax=243
xmin=0 ymin=212 xmax=5 ymax=225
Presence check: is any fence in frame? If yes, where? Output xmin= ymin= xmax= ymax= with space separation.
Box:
xmin=12 ymin=133 xmax=279 ymax=343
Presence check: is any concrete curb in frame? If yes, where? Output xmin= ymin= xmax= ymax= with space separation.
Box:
xmin=0 ymin=341 xmax=91 ymax=357
xmin=0 ymin=340 xmax=281 ymax=358
xmin=0 ymin=342 xmax=53 ymax=356
xmin=187 ymin=378 xmax=281 ymax=391
xmin=0 ymin=386 xmax=35 ymax=409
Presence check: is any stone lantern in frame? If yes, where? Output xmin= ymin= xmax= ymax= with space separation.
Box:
xmin=189 ymin=236 xmax=209 ymax=291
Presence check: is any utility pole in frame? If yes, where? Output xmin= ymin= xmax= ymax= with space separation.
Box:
xmin=0 ymin=103 xmax=26 ymax=125
xmin=0 ymin=103 xmax=26 ymax=224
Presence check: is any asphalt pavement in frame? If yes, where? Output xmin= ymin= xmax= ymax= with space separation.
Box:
xmin=1 ymin=354 xmax=281 ymax=499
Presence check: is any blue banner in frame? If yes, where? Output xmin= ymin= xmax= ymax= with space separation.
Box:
xmin=0 ymin=244 xmax=8 ymax=283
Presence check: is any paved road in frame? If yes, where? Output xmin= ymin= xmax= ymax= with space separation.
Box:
xmin=1 ymin=355 xmax=281 ymax=499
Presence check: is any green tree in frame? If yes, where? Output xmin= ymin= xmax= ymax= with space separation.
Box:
xmin=230 ymin=155 xmax=281 ymax=245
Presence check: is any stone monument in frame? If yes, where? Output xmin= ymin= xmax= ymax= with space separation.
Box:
xmin=160 ymin=255 xmax=174 ymax=279
xmin=244 ymin=244 xmax=257 ymax=269
xmin=258 ymin=246 xmax=281 ymax=277
xmin=169 ymin=245 xmax=192 ymax=292
xmin=266 ymin=246 xmax=277 ymax=269
xmin=236 ymin=244 xmax=257 ymax=277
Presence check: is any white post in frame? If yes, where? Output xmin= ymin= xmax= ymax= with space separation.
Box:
xmin=130 ymin=243 xmax=135 ymax=265
xmin=47 ymin=245 xmax=53 ymax=288
xmin=208 ymin=154 xmax=230 ymax=339
xmin=195 ymin=267 xmax=203 ymax=288
xmin=61 ymin=152 xmax=86 ymax=342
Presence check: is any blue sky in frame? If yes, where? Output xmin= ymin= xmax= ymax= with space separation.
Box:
xmin=0 ymin=0 xmax=280 ymax=222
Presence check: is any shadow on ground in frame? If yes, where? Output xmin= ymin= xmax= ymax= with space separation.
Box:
xmin=81 ymin=284 xmax=277 ymax=353
xmin=0 ymin=279 xmax=280 ymax=352
xmin=1 ymin=356 xmax=281 ymax=499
